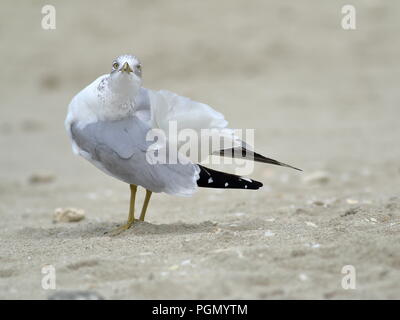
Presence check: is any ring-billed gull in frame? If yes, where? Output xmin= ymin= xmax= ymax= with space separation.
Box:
xmin=65 ymin=54 xmax=300 ymax=235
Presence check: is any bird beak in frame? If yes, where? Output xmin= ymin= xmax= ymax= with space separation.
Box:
xmin=120 ymin=62 xmax=133 ymax=73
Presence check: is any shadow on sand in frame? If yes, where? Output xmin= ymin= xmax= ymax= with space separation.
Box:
xmin=17 ymin=220 xmax=219 ymax=239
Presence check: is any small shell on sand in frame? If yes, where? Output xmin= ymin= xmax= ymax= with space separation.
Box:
xmin=53 ymin=208 xmax=85 ymax=223
xmin=302 ymin=171 xmax=330 ymax=184
xmin=169 ymin=264 xmax=179 ymax=271
xmin=311 ymin=200 xmax=325 ymax=206
xmin=181 ymin=259 xmax=191 ymax=266
xmin=299 ymin=273 xmax=309 ymax=281
xmin=264 ymin=230 xmax=275 ymax=237
xmin=305 ymin=221 xmax=318 ymax=228
xmin=29 ymin=172 xmax=55 ymax=184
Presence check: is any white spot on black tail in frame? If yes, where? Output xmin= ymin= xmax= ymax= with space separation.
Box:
xmin=196 ymin=165 xmax=262 ymax=190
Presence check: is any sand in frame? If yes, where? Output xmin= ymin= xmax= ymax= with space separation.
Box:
xmin=0 ymin=0 xmax=399 ymax=299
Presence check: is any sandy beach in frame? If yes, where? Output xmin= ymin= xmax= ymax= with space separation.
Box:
xmin=0 ymin=0 xmax=399 ymax=299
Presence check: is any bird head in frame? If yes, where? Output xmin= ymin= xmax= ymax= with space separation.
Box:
xmin=108 ymin=54 xmax=142 ymax=97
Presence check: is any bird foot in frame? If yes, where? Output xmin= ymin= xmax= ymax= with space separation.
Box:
xmin=105 ymin=221 xmax=134 ymax=236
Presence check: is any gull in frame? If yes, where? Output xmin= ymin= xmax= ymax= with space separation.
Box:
xmin=65 ymin=54 xmax=300 ymax=235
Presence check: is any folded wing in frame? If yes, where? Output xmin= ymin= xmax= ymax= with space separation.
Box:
xmin=148 ymin=89 xmax=243 ymax=162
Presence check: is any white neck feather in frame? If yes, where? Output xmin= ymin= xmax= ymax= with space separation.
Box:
xmin=66 ymin=74 xmax=142 ymax=132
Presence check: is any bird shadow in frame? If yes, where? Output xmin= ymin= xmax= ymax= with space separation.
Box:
xmin=17 ymin=220 xmax=219 ymax=239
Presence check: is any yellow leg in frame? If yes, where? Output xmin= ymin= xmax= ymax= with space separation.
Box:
xmin=126 ymin=184 xmax=137 ymax=225
xmin=139 ymin=189 xmax=152 ymax=221
xmin=107 ymin=184 xmax=137 ymax=236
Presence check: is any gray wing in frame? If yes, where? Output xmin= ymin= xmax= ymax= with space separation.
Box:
xmin=133 ymin=87 xmax=152 ymax=122
xmin=134 ymin=87 xmax=151 ymax=112
xmin=71 ymin=116 xmax=200 ymax=196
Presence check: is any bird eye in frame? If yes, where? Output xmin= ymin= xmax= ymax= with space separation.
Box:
xmin=112 ymin=62 xmax=119 ymax=69
xmin=136 ymin=64 xmax=141 ymax=71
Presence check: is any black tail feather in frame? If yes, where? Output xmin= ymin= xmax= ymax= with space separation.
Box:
xmin=197 ymin=165 xmax=263 ymax=190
